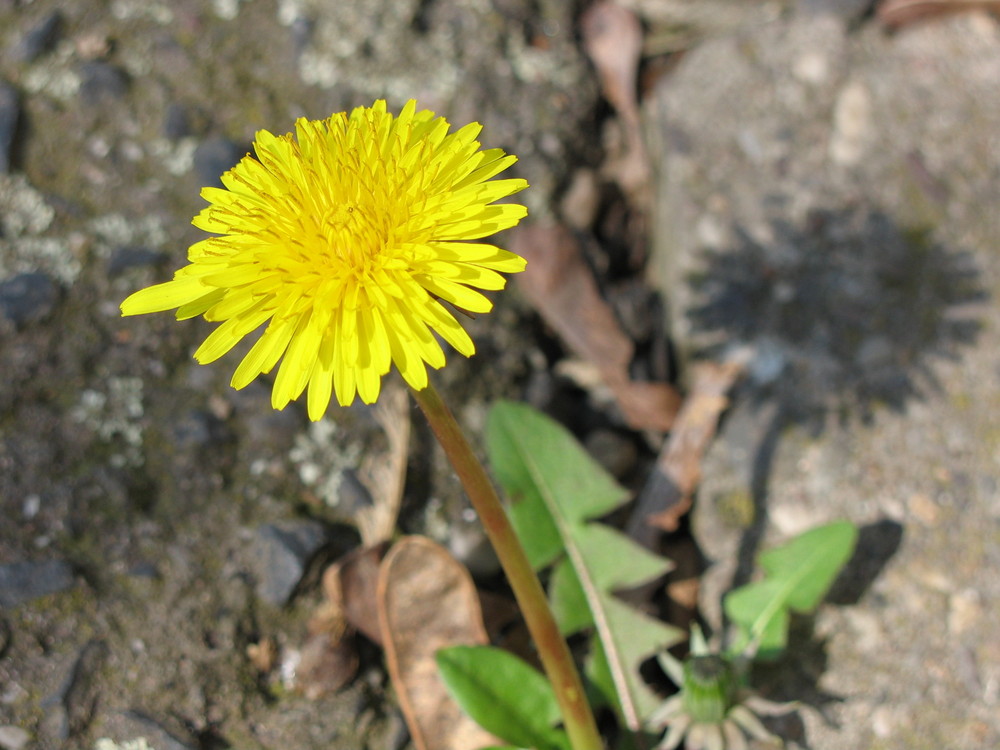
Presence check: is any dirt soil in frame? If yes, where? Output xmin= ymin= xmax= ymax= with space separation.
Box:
xmin=0 ymin=1 xmax=997 ymax=750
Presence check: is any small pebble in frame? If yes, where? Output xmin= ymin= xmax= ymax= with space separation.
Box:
xmin=107 ymin=246 xmax=168 ymax=276
xmin=193 ymin=135 xmax=244 ymax=186
xmin=0 ymin=272 xmax=59 ymax=329
xmin=829 ymin=79 xmax=871 ymax=166
xmin=907 ymin=492 xmax=940 ymax=526
xmin=842 ymin=608 xmax=886 ymax=654
xmin=0 ymin=82 xmax=20 ymax=173
xmin=0 ymin=726 xmax=29 ymax=750
xmin=0 ymin=559 xmax=75 ymax=608
xmin=169 ymin=409 xmax=225 ymax=450
xmin=289 ymin=15 xmax=316 ymax=53
xmin=21 ymin=494 xmax=40 ymax=519
xmin=948 ymin=588 xmax=982 ymax=636
xmin=796 ymin=0 xmax=871 ymax=21
xmin=871 ymin=704 xmax=905 ymax=738
xmin=793 ymin=50 xmax=829 ymax=84
xmin=769 ymin=501 xmax=824 ymax=537
xmin=60 ymin=640 xmax=107 ymax=737
xmin=12 ymin=10 xmax=63 ymax=62
xmin=162 ymin=102 xmax=193 ymax=140
xmin=251 ymin=521 xmax=327 ymax=606
xmin=78 ymin=61 xmax=130 ymax=103
xmin=115 ymin=711 xmax=198 ymax=750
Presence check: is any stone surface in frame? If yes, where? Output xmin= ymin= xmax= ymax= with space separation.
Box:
xmin=0 ymin=271 xmax=58 ymax=328
xmin=192 ymin=135 xmax=244 ymax=187
xmin=647 ymin=11 xmax=1000 ymax=749
xmin=11 ymin=10 xmax=62 ymax=62
xmin=0 ymin=81 xmax=18 ymax=173
xmin=104 ymin=712 xmax=198 ymax=750
xmin=78 ymin=61 xmax=130 ymax=103
xmin=0 ymin=559 xmax=75 ymax=607
xmin=0 ymin=726 xmax=29 ymax=750
xmin=107 ymin=245 xmax=168 ymax=276
xmin=252 ymin=521 xmax=328 ymax=606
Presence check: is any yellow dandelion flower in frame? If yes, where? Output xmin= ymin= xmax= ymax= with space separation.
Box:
xmin=121 ymin=100 xmax=528 ymax=420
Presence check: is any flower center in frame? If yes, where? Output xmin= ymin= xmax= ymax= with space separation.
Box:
xmin=315 ymin=201 xmax=388 ymax=275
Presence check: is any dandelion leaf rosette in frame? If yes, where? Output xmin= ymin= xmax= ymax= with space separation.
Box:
xmin=121 ymin=100 xmax=528 ymax=419
xmin=486 ymin=401 xmax=684 ymax=731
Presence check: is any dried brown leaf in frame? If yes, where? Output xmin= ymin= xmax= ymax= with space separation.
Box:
xmin=356 ymin=383 xmax=410 ymax=546
xmin=877 ymin=0 xmax=1000 ymax=28
xmin=628 ymin=358 xmax=746 ymax=541
xmin=322 ymin=543 xmax=387 ymax=645
xmin=582 ymin=1 xmax=650 ymax=201
xmin=377 ymin=536 xmax=499 ymax=750
xmin=512 ymin=223 xmax=680 ymax=431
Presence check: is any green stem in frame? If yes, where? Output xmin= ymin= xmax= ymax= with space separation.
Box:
xmin=412 ymin=382 xmax=603 ymax=750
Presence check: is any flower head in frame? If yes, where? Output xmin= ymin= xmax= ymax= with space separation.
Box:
xmin=122 ymin=100 xmax=527 ymax=419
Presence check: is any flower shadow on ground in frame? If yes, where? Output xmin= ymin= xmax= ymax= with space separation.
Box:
xmin=686 ymin=207 xmax=985 ymax=555
xmin=687 ymin=208 xmax=984 ymax=429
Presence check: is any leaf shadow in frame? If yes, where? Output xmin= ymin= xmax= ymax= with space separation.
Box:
xmin=684 ymin=206 xmax=985 ymax=727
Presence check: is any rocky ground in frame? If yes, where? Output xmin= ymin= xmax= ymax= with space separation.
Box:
xmin=0 ymin=1 xmax=997 ymax=750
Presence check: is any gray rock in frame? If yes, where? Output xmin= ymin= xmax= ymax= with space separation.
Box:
xmin=78 ymin=61 xmax=130 ymax=103
xmin=252 ymin=520 xmax=327 ymax=605
xmin=62 ymin=640 xmax=107 ymax=737
xmin=796 ymin=0 xmax=872 ymax=21
xmin=41 ymin=640 xmax=107 ymax=743
xmin=12 ymin=10 xmax=62 ymax=62
xmin=193 ymin=135 xmax=245 ymax=187
xmin=0 ymin=559 xmax=75 ymax=608
xmin=169 ymin=409 xmax=225 ymax=450
xmin=162 ymin=101 xmax=193 ymax=140
xmin=0 ymin=272 xmax=58 ymax=329
xmin=650 ymin=12 xmax=1000 ymax=749
xmin=107 ymin=246 xmax=168 ymax=276
xmin=0 ymin=82 xmax=18 ymax=173
xmin=0 ymin=726 xmax=29 ymax=750
xmin=116 ymin=711 xmax=198 ymax=750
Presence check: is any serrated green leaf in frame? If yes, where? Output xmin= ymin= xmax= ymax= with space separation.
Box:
xmin=488 ymin=401 xmax=630 ymax=568
xmin=576 ymin=524 xmax=674 ymax=591
xmin=486 ymin=401 xmax=684 ymax=731
xmin=724 ymin=521 xmax=858 ymax=658
xmin=436 ymin=645 xmax=569 ymax=750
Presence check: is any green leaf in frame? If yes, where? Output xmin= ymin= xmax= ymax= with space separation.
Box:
xmin=436 ymin=645 xmax=570 ymax=750
xmin=724 ymin=521 xmax=858 ymax=658
xmin=488 ymin=402 xmax=629 ymax=569
xmin=487 ymin=402 xmax=684 ymax=731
